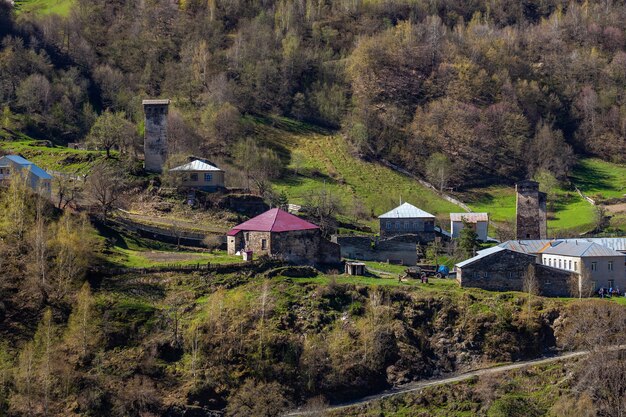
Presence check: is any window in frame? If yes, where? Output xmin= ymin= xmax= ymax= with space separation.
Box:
xmin=386 ymin=221 xmax=392 ymax=230
xmin=591 ymin=262 xmax=597 ymax=271
xmin=545 ymin=279 xmax=552 ymax=285
xmin=261 ymin=239 xmax=267 ymax=250
xmin=190 ymin=173 xmax=198 ymax=182
xmin=508 ymin=272 xmax=513 ymax=279
xmin=608 ymin=261 xmax=613 ymax=271
xmin=404 ymin=221 xmax=409 ymax=230
xmin=395 ymin=222 xmax=400 ymax=230
xmin=608 ymin=279 xmax=614 ymax=288
xmin=483 ymin=272 xmax=489 ymax=278
xmin=574 ymin=262 xmax=577 ymax=271
xmin=568 ymin=260 xmax=572 ymax=270
xmin=204 ymin=173 xmax=212 ymax=182
xmin=413 ymin=222 xmax=419 ymax=230
xmin=558 ymin=259 xmax=562 ymax=269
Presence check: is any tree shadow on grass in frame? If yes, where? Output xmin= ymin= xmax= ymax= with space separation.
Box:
xmin=570 ymin=161 xmax=617 ymax=194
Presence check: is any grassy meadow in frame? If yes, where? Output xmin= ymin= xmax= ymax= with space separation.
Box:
xmin=13 ymin=0 xmax=75 ymax=16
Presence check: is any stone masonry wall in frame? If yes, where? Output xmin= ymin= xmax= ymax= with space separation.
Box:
xmin=144 ymin=103 xmax=169 ymax=173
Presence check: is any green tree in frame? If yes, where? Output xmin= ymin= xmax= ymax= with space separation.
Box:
xmin=458 ymin=219 xmax=479 ymax=258
xmin=425 ymin=153 xmax=453 ymax=192
xmin=87 ymin=110 xmax=134 ymax=158
xmin=64 ymin=282 xmax=101 ymax=360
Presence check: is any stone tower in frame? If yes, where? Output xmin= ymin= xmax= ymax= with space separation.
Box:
xmin=515 ymin=180 xmax=547 ymax=240
xmin=143 ymin=99 xmax=170 ymax=173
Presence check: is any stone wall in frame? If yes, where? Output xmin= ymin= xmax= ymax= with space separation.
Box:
xmin=515 ymin=181 xmax=547 ymax=240
xmin=458 ymin=249 xmax=572 ymax=296
xmin=143 ymin=102 xmax=169 ymax=173
xmin=228 ymin=229 xmax=340 ymax=264
xmin=332 ymin=234 xmax=419 ymax=265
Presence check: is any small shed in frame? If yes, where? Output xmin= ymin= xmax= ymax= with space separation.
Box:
xmin=345 ymin=261 xmax=366 ymax=276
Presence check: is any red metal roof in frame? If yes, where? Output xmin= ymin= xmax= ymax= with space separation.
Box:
xmin=227 ymin=208 xmax=319 ymax=236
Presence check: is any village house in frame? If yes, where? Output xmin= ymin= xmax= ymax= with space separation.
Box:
xmin=0 ymin=155 xmax=52 ymax=198
xmin=169 ymin=159 xmax=225 ymax=192
xmin=538 ymin=241 xmax=626 ymax=290
xmin=450 ymin=212 xmax=489 ymax=241
xmin=227 ymin=208 xmax=340 ymax=265
xmin=379 ymin=202 xmax=435 ymax=241
xmin=456 ymin=246 xmax=572 ymax=296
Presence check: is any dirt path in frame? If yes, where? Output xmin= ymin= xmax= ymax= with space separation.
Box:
xmin=285 ymin=347 xmax=625 ymax=416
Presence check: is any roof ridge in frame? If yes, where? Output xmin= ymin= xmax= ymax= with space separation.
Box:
xmin=269 ymin=208 xmax=281 ymax=231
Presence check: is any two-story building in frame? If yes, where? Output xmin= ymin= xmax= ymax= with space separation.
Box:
xmin=378 ymin=202 xmax=435 ymax=242
xmin=0 ymin=155 xmax=52 ymax=198
xmin=538 ymin=241 xmax=625 ymax=290
xmin=168 ymin=159 xmax=225 ymax=192
xmin=450 ymin=212 xmax=489 ymax=241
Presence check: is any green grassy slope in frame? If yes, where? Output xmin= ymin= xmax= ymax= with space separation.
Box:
xmin=571 ymin=158 xmax=626 ymax=200
xmin=0 ymin=138 xmax=106 ymax=174
xmin=257 ymin=118 xmax=461 ymax=228
xmin=13 ymin=0 xmax=75 ymax=16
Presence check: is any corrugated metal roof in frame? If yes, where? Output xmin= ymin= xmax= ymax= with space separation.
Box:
xmin=498 ymin=239 xmax=553 ymax=254
xmin=456 ymin=246 xmax=507 ymax=268
xmin=0 ymin=155 xmax=53 ymax=180
xmin=379 ymin=203 xmax=435 ymax=219
xmin=497 ymin=238 xmax=626 ymax=255
xmin=586 ymin=238 xmax=626 ymax=252
xmin=228 ymin=208 xmax=319 ymax=236
xmin=450 ymin=212 xmax=488 ymax=222
xmin=169 ymin=159 xmax=222 ymax=172
xmin=142 ymin=99 xmax=170 ymax=105
xmin=541 ymin=241 xmax=624 ymax=257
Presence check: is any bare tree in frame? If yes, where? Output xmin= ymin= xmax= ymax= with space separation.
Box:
xmin=54 ymin=175 xmax=81 ymax=210
xmin=522 ymin=264 xmax=538 ymax=317
xmin=84 ymin=162 xmax=125 ymax=222
xmin=304 ymin=187 xmax=341 ymax=237
xmin=569 ymin=267 xmax=595 ymax=299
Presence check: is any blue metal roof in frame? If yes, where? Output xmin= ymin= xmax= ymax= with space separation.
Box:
xmin=0 ymin=155 xmax=53 ymax=180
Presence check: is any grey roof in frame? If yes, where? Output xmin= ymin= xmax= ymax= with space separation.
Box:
xmin=541 ymin=241 xmax=624 ymax=257
xmin=169 ymin=159 xmax=222 ymax=172
xmin=495 ymin=238 xmax=626 ymax=255
xmin=379 ymin=203 xmax=435 ymax=219
xmin=456 ymin=246 xmax=507 ymax=268
xmin=0 ymin=155 xmax=52 ymax=180
xmin=586 ymin=238 xmax=626 ymax=252
xmin=496 ymin=240 xmax=553 ymax=254
xmin=450 ymin=212 xmax=488 ymax=222
xmin=142 ymin=99 xmax=170 ymax=105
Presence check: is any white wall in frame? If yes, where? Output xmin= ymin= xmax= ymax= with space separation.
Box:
xmin=451 ymin=220 xmax=488 ymax=241
xmin=540 ymin=254 xmax=626 ymax=289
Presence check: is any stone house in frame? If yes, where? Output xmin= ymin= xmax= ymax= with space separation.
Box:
xmin=456 ymin=246 xmax=572 ymax=296
xmin=379 ymin=202 xmax=435 ymax=242
xmin=450 ymin=212 xmax=489 ymax=241
xmin=227 ymin=208 xmax=340 ymax=265
xmin=169 ymin=159 xmax=225 ymax=192
xmin=332 ymin=234 xmax=420 ymax=265
xmin=0 ymin=155 xmax=52 ymax=199
xmin=538 ymin=241 xmax=626 ymax=290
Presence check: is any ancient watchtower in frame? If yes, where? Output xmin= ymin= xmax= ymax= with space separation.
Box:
xmin=515 ymin=180 xmax=547 ymax=240
xmin=143 ymin=99 xmax=170 ymax=173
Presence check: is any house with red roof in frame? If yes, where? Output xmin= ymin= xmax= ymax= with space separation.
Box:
xmin=227 ymin=208 xmax=340 ymax=264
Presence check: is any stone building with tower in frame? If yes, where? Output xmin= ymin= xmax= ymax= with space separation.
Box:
xmin=516 ymin=180 xmax=547 ymax=240
xmin=143 ymin=99 xmax=170 ymax=173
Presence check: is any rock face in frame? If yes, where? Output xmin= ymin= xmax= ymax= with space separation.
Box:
xmin=143 ymin=99 xmax=170 ymax=173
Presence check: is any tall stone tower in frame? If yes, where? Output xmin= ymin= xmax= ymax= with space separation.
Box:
xmin=143 ymin=99 xmax=170 ymax=173
xmin=515 ymin=180 xmax=547 ymax=240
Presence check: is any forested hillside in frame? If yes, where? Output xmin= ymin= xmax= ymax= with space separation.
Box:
xmin=2 ymin=0 xmax=626 ymax=190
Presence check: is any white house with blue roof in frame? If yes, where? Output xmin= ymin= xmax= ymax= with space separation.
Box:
xmin=0 ymin=155 xmax=52 ymax=198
